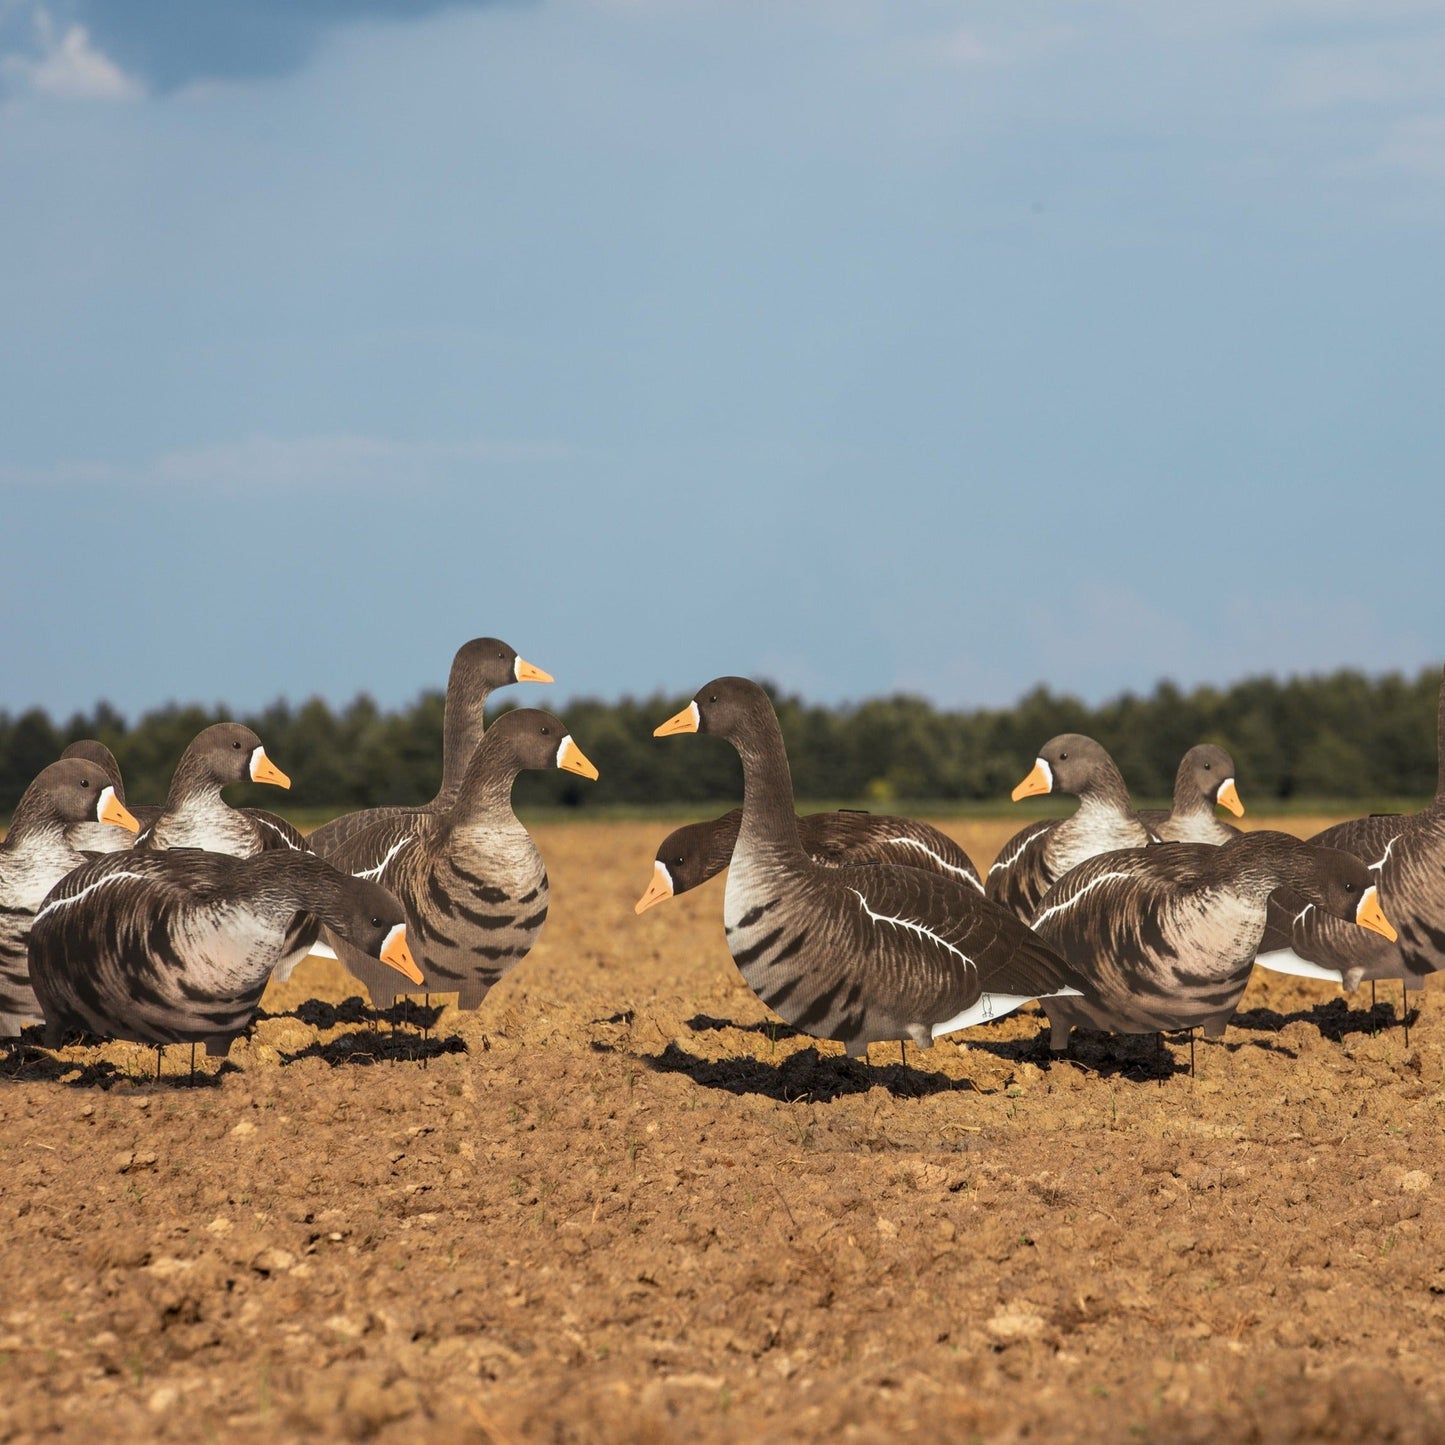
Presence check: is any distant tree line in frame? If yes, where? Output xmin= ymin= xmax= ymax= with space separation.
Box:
xmin=1 ymin=667 xmax=1440 ymax=817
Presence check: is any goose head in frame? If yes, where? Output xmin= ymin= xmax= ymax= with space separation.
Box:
xmin=21 ymin=758 xmax=139 ymax=833
xmin=183 ymin=723 xmax=291 ymax=790
xmin=485 ymin=708 xmax=599 ymax=779
xmin=1011 ymin=734 xmax=1119 ymax=801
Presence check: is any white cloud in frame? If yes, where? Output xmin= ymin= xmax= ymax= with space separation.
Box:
xmin=931 ymin=27 xmax=992 ymax=67
xmin=0 ymin=434 xmax=573 ymax=490
xmin=2 ymin=7 xmax=143 ymax=101
xmin=1376 ymin=113 xmax=1445 ymax=174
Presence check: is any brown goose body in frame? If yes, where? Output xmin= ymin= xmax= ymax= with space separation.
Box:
xmin=308 ymin=638 xmax=552 ymax=866
xmin=1256 ymin=668 xmax=1445 ymax=991
xmin=1138 ymin=744 xmax=1244 ymax=844
xmin=1031 ymin=832 xmax=1394 ymax=1050
xmin=320 ymin=709 xmax=596 ymax=1010
xmin=653 ymin=680 xmax=1081 ymax=1057
xmin=637 ymin=807 xmax=982 ymax=911
xmin=29 ymin=851 xmax=419 ymax=1056
xmin=986 ymin=734 xmax=1160 ymax=922
xmin=0 ymin=760 xmax=139 ymax=1034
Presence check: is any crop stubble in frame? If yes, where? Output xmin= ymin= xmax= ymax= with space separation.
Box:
xmin=0 ymin=816 xmax=1442 ymax=1442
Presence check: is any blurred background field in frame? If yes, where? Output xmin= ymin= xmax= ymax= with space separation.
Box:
xmin=3 ymin=665 xmax=1439 ymax=823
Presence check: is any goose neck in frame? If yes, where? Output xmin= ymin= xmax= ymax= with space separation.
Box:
xmin=733 ymin=731 xmax=805 ymax=861
xmin=439 ymin=687 xmax=491 ymax=802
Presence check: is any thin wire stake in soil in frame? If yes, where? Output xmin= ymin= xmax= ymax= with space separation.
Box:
xmin=1371 ymin=979 xmax=1378 ymax=1035
xmin=154 ymin=1044 xmax=163 ymax=1083
xmin=1403 ymin=981 xmax=1410 ymax=1050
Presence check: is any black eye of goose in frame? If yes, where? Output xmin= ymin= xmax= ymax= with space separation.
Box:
xmin=540 ymin=725 xmax=550 ymax=735
xmin=1059 ymin=751 xmax=1068 ymax=761
xmin=232 ymin=740 xmax=242 ymax=750
xmin=1203 ymin=762 xmax=1212 ymax=770
xmin=371 ymin=916 xmax=382 ymax=927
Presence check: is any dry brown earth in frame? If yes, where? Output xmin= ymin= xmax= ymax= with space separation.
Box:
xmin=2 ymin=816 xmax=1443 ymax=1443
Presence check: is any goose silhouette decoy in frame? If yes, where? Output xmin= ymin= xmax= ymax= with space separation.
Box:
xmin=1029 ymin=831 xmax=1395 ymax=1052
xmin=59 ymin=740 xmax=157 ymax=853
xmin=1 ymin=759 xmax=139 ymax=1035
xmin=1255 ymin=666 xmax=1445 ymax=996
xmin=635 ymin=807 xmax=982 ymax=913
xmin=29 ymin=850 xmax=421 ymax=1058
xmin=308 ymin=637 xmax=553 ymax=864
xmin=319 ymin=709 xmax=597 ymax=1011
xmin=986 ymin=734 xmax=1159 ymax=923
xmin=1138 ymin=744 xmax=1244 ymax=844
xmin=651 ymin=678 xmax=1081 ymax=1057
xmin=133 ymin=722 xmax=302 ymax=856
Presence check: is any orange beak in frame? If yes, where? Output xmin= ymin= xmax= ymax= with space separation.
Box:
xmin=654 ymin=702 xmax=700 ymax=737
xmin=1011 ymin=759 xmax=1052 ymax=802
xmin=1355 ymin=886 xmax=1397 ymax=942
xmin=250 ymin=748 xmax=291 ymax=789
xmin=379 ymin=924 xmax=424 ymax=984
xmin=558 ymin=736 xmax=599 ymax=780
xmin=98 ymin=786 xmax=140 ymax=833
xmin=634 ymin=861 xmax=675 ymax=915
xmin=515 ymin=657 xmax=554 ymax=684
xmin=1216 ymin=778 xmax=1244 ymax=818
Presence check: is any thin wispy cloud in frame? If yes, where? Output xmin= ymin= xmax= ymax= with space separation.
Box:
xmin=0 ymin=435 xmax=574 ymax=491
xmin=1 ymin=5 xmax=141 ymax=99
xmin=2 ymin=0 xmax=518 ymax=92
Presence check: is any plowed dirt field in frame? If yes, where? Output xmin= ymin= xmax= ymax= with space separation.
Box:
xmin=2 ymin=816 xmax=1442 ymax=1443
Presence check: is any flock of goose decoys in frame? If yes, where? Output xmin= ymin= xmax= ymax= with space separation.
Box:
xmin=2 ymin=635 xmax=1442 ymax=1082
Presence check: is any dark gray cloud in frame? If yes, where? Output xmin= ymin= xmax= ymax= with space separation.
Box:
xmin=11 ymin=1 xmax=520 ymax=91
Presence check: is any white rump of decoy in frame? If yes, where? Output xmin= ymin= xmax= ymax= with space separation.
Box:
xmin=932 ymin=992 xmax=1052 ymax=1037
xmin=1253 ymin=949 xmax=1346 ymax=983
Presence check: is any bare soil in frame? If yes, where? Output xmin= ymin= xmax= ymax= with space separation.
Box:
xmin=2 ymin=816 xmax=1443 ymax=1443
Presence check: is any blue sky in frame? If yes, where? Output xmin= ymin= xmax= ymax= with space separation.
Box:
xmin=2 ymin=0 xmax=1442 ymax=720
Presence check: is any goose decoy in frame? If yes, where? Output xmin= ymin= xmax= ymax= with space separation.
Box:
xmin=1 ymin=759 xmax=139 ymax=1035
xmin=307 ymin=637 xmax=553 ymax=862
xmin=133 ymin=723 xmax=303 ymax=855
xmin=29 ymin=850 xmax=422 ymax=1060
xmin=1255 ymin=666 xmax=1445 ymax=999
xmin=635 ymin=807 xmax=983 ymax=913
xmin=986 ymin=734 xmax=1159 ymax=923
xmin=1138 ymin=744 xmax=1244 ymax=844
xmin=319 ymin=709 xmax=598 ymax=1011
xmin=1028 ymin=831 xmax=1395 ymax=1053
xmin=59 ymin=740 xmax=157 ymax=853
xmin=651 ymin=678 xmax=1081 ymax=1057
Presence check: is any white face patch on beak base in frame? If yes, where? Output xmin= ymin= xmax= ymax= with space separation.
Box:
xmin=655 ymin=860 xmax=674 ymax=895
xmin=556 ymin=735 xmax=572 ymax=769
xmin=250 ymin=748 xmax=266 ymax=780
xmin=1037 ymin=758 xmax=1053 ymax=790
xmin=97 ymin=784 xmax=117 ymax=821
xmin=382 ymin=922 xmax=407 ymax=957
